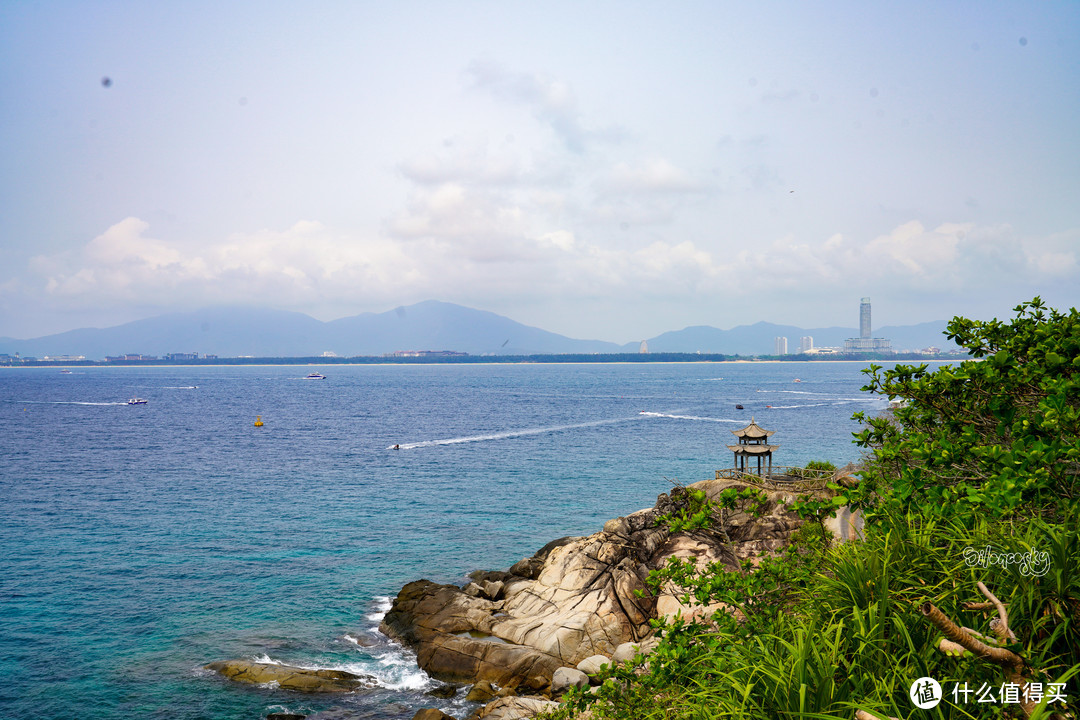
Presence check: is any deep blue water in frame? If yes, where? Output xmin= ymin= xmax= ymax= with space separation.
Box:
xmin=1 ymin=361 xmax=902 ymax=719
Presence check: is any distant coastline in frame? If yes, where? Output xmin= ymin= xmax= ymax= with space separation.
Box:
xmin=2 ymin=351 xmax=967 ymax=368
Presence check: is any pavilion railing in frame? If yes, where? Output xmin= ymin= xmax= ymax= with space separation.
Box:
xmin=715 ymin=466 xmax=833 ymax=491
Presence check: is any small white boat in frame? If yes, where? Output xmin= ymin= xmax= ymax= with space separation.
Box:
xmin=127 ymin=397 xmax=148 ymax=405
xmin=304 ymin=372 xmax=327 ymax=380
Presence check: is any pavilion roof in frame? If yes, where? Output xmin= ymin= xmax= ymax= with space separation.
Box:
xmin=730 ymin=417 xmax=775 ymax=439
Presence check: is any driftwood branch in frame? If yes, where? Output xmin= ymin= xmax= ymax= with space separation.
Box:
xmin=977 ymin=580 xmax=1018 ymax=642
xmin=854 ymin=711 xmax=898 ymax=720
xmin=961 ymin=626 xmax=1001 ymax=647
xmin=923 ymin=582 xmax=1039 ymax=719
xmin=962 ymin=600 xmax=995 ymax=611
xmin=921 ymin=601 xmax=1022 ymax=668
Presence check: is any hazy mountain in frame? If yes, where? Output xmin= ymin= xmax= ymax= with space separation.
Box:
xmin=0 ymin=301 xmax=622 ymax=358
xmin=0 ymin=301 xmax=957 ymax=359
xmin=625 ymin=320 xmax=958 ymax=355
xmin=0 ymin=307 xmax=328 ymax=359
xmin=324 ymin=300 xmax=621 ymax=356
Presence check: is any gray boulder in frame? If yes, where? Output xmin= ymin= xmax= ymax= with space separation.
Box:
xmin=550 ymin=666 xmax=589 ymax=694
xmin=476 ymin=696 xmax=561 ymax=720
xmin=575 ymin=654 xmax=610 ymax=676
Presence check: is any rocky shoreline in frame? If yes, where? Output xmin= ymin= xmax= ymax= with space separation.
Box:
xmin=206 ymin=474 xmax=848 ymax=720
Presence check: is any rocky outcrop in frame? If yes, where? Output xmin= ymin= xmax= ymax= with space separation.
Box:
xmin=380 ymin=479 xmax=814 ymax=691
xmin=204 ymin=660 xmax=378 ymax=693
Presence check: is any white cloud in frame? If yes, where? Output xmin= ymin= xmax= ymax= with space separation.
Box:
xmin=734 ymin=220 xmax=1077 ymax=296
xmin=22 ymin=214 xmax=735 ymax=319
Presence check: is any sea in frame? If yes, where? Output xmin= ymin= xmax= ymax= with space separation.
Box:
xmin=0 ymin=361 xmax=919 ymax=720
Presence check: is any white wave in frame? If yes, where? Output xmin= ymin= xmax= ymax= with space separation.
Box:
xmin=639 ymin=411 xmax=742 ymax=423
xmin=17 ymin=400 xmax=129 ymax=406
xmin=160 ymin=385 xmax=198 ymax=389
xmin=372 ymin=596 xmax=393 ymax=611
xmin=251 ymin=653 xmax=283 ymax=665
xmin=764 ymin=401 xmax=864 ymax=409
xmin=390 ymin=417 xmax=635 ymax=450
xmin=246 ymin=651 xmax=429 ymax=691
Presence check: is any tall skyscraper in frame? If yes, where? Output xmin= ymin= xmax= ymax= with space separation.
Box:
xmin=775 ymin=336 xmax=788 ymax=355
xmin=799 ymin=336 xmax=814 ymax=353
xmin=845 ymin=297 xmax=892 ymax=352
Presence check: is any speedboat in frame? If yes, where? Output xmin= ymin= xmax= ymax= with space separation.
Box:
xmin=304 ymin=372 xmax=327 ymax=380
xmin=127 ymin=397 xmax=148 ymax=405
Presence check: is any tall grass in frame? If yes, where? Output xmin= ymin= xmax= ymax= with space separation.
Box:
xmin=550 ymin=507 xmax=1079 ymax=720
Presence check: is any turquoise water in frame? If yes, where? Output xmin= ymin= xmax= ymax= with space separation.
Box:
xmin=1 ymin=362 xmax=893 ymax=719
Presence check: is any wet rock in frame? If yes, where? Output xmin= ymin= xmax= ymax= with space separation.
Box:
xmin=424 ymin=683 xmax=458 ymax=699
xmin=204 ymin=660 xmax=377 ymax=693
xmin=267 ymin=713 xmax=307 ymax=720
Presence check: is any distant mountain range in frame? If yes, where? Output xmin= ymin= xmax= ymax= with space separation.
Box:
xmin=0 ymin=301 xmax=959 ymax=359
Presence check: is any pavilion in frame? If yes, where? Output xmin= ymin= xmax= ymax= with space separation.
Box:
xmin=726 ymin=417 xmax=779 ymax=478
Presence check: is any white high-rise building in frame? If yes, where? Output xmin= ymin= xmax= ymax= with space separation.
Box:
xmin=844 ymin=297 xmax=892 ymax=352
xmin=775 ymin=336 xmax=788 ymax=355
xmin=799 ymin=336 xmax=814 ymax=353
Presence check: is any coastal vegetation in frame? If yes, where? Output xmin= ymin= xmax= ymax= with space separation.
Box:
xmin=547 ymin=299 xmax=1079 ymax=720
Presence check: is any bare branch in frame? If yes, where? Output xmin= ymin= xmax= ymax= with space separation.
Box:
xmin=963 ymin=601 xmax=995 ymax=611
xmin=920 ymin=602 xmax=1022 ymax=669
xmin=961 ymin=626 xmax=1000 ymax=647
xmin=977 ymin=581 xmax=1018 ymax=642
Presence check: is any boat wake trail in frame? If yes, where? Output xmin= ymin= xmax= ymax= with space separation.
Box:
xmin=16 ymin=400 xmax=128 ymax=406
xmin=638 ymin=411 xmax=742 ymax=423
xmin=390 ymin=417 xmax=636 ymax=450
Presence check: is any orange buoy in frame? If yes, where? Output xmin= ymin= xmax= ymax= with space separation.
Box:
xmin=254 ymin=416 xmax=264 ymax=427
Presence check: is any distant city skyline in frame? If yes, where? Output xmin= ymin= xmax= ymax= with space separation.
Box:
xmin=2 ymin=2 xmax=1077 ymax=342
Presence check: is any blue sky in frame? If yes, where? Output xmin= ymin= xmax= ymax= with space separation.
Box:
xmin=2 ymin=1 xmax=1077 ymax=341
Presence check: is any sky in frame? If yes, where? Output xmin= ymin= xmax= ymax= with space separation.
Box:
xmin=1 ymin=1 xmax=1078 ymax=343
